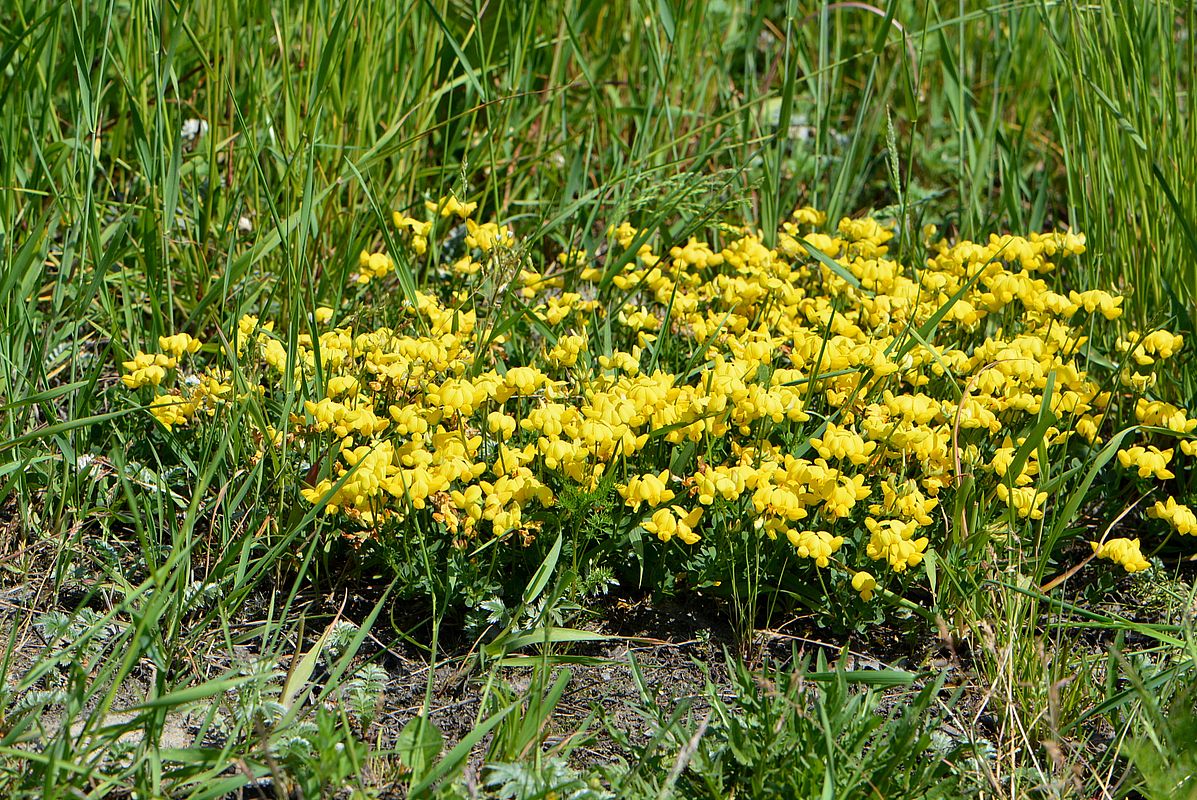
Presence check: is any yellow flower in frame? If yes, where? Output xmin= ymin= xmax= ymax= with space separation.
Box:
xmin=810 ymin=423 xmax=876 ymax=465
xmin=865 ymin=517 xmax=928 ymax=572
xmin=995 ymin=483 xmax=1048 ymax=519
xmin=1118 ymin=329 xmax=1184 ymax=365
xmin=1141 ymin=329 xmax=1183 ymax=359
xmin=1135 ymin=399 xmax=1196 ymax=433
xmin=425 ymin=194 xmax=477 ymax=219
xmin=642 ymin=506 xmax=702 ymax=544
xmin=465 ymin=219 xmax=514 ymax=251
xmin=333 ymin=404 xmax=389 ymax=439
xmin=1090 ymin=538 xmax=1150 ymax=573
xmin=133 ymin=198 xmax=1197 ymax=594
xmin=1116 ymin=446 xmax=1175 ymax=480
xmin=1068 ymin=289 xmax=1123 ymax=320
xmin=433 ymin=378 xmax=485 ymax=417
xmin=619 ymin=470 xmax=675 ymax=510
xmin=149 ymin=393 xmax=196 ymax=431
xmin=504 ymin=366 xmax=548 ymax=395
xmin=546 ymin=334 xmax=587 ymax=368
xmin=598 ymin=349 xmax=642 ymax=376
xmin=486 ymin=411 xmax=517 ymax=441
xmin=1148 ymin=497 xmax=1197 ymax=536
xmin=757 ymin=485 xmax=810 ymax=522
xmin=121 ymin=351 xmax=175 ymax=389
xmin=868 ymin=479 xmax=937 ymax=526
xmin=1120 ymin=368 xmax=1156 ymax=392
xmin=327 ymin=375 xmax=360 ymax=398
xmin=1075 ymin=415 xmax=1102 ymax=444
xmin=851 ymin=571 xmax=878 ymax=601
xmin=305 ymin=398 xmax=345 ymax=431
xmin=158 ymin=333 xmax=202 ymax=358
xmin=695 ymin=465 xmax=751 ymax=505
xmin=357 ymin=251 xmax=394 ymax=284
xmin=393 ymin=213 xmax=431 ymax=254
xmin=784 ymin=529 xmax=843 ymax=567
xmin=791 ymin=206 xmax=826 ymax=226
xmin=821 ymin=473 xmax=871 ymax=519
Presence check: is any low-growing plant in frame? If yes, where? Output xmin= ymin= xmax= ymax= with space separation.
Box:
xmin=114 ymin=197 xmax=1196 ymax=641
xmin=266 ymin=705 xmax=370 ymax=800
xmin=603 ymin=647 xmax=968 ymax=798
xmin=1114 ymin=602 xmax=1197 ymax=800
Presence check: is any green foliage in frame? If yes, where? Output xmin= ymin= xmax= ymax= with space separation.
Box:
xmin=271 ymin=706 xmax=370 ymax=800
xmin=1123 ymin=686 xmax=1197 ymax=800
xmin=604 ymin=648 xmax=967 ymax=799
xmin=1045 ymin=0 xmax=1197 ymax=325
xmin=1117 ymin=631 xmax=1197 ymax=800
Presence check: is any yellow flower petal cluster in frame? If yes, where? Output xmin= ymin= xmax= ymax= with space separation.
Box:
xmin=393 ymin=213 xmax=432 ymax=255
xmin=121 ymin=351 xmax=176 ymax=388
xmin=356 ymin=251 xmax=394 ymax=284
xmin=865 ymin=517 xmax=928 ymax=572
xmin=785 ymin=529 xmax=844 ymax=567
xmin=619 ymin=470 xmax=675 ymax=510
xmin=466 ymin=219 xmax=514 ymax=252
xmin=1118 ymin=329 xmax=1184 ymax=365
xmin=1116 ymin=446 xmax=1175 ymax=480
xmin=852 ymin=570 xmax=878 ymax=601
xmin=122 ymin=197 xmax=1197 ymax=598
xmin=425 ymin=194 xmax=477 ymax=219
xmin=1148 ymin=497 xmax=1197 ymax=536
xmin=642 ymin=506 xmax=703 ymax=544
xmin=545 ymin=333 xmax=587 ymax=367
xmin=811 ymin=423 xmax=876 ymax=465
xmin=1068 ymin=289 xmax=1122 ymax=319
xmin=1090 ymin=538 xmax=1150 ymax=573
xmin=868 ymin=479 xmax=938 ymax=526
xmin=1135 ymin=399 xmax=1197 ymax=433
xmin=995 ymin=483 xmax=1049 ymax=519
xmin=149 ymin=393 xmax=196 ymax=431
xmin=158 ymin=333 xmax=202 ymax=359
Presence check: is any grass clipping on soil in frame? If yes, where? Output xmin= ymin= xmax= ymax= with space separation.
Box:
xmin=120 ymin=200 xmax=1196 ymax=607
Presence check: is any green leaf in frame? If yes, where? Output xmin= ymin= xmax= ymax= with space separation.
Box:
xmin=281 ymin=621 xmax=335 ymax=710
xmin=522 ymin=532 xmax=563 ymax=606
xmin=805 ymin=668 xmax=919 ymax=687
xmin=408 ymin=702 xmax=517 ymax=797
xmin=126 ymin=674 xmax=253 ymax=710
xmin=485 ymin=627 xmax=612 ymax=658
xmin=397 ymin=716 xmax=444 ymax=784
xmin=798 ymin=236 xmax=865 ymax=292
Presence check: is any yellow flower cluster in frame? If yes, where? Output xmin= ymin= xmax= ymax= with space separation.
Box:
xmin=864 ymin=517 xmax=928 ymax=572
xmin=1117 ymin=446 xmax=1175 ymax=480
xmin=1118 ymin=330 xmax=1185 ymax=365
xmin=1090 ymin=538 xmax=1151 ymax=573
xmin=119 ymin=334 xmax=234 ymax=430
xmin=121 ymin=196 xmax=1196 ymax=596
xmin=357 ymin=251 xmax=395 ymax=284
xmin=121 ymin=351 xmax=176 ymax=389
xmin=1148 ymin=497 xmax=1197 ymax=536
xmin=643 ymin=506 xmax=703 ymax=545
xmin=121 ymin=334 xmax=202 ymax=389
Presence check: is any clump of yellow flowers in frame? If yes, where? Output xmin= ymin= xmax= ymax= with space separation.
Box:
xmin=1090 ymin=538 xmax=1151 ymax=573
xmin=120 ymin=194 xmax=1196 ymax=604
